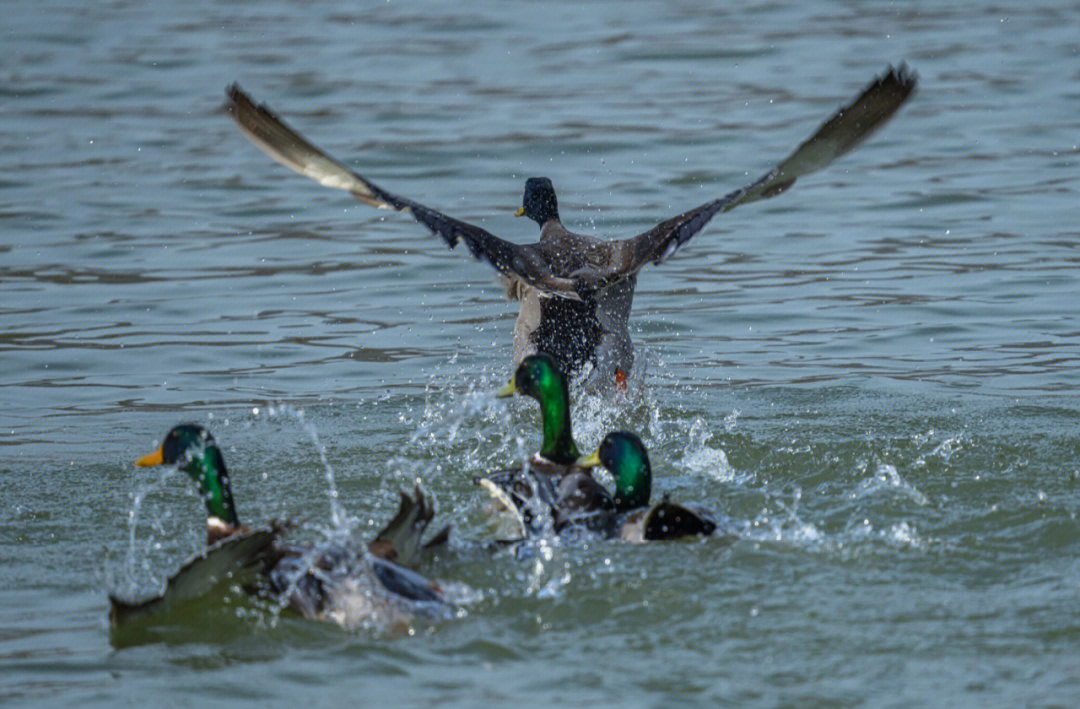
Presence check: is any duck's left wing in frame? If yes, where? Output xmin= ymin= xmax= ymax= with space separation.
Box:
xmin=596 ymin=65 xmax=917 ymax=286
xmin=225 ymin=85 xmax=582 ymax=300
xmin=108 ymin=526 xmax=284 ymax=630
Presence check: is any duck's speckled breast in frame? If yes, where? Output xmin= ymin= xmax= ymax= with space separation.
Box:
xmin=509 ymin=222 xmax=638 ymax=379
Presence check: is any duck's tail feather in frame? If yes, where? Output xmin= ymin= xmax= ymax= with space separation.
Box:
xmin=641 ymin=498 xmax=718 ymax=541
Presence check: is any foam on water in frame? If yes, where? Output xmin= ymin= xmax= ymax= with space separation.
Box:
xmin=677 ymin=416 xmax=737 ymax=481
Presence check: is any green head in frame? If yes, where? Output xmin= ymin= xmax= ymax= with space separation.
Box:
xmin=578 ymin=431 xmax=652 ymax=511
xmin=497 ymin=352 xmax=579 ymax=463
xmin=136 ymin=424 xmax=240 ymax=528
xmin=514 ymin=177 xmax=559 ymax=226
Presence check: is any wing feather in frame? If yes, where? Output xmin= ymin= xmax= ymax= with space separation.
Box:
xmin=612 ymin=64 xmax=917 ymax=281
xmin=225 ymin=85 xmax=581 ymax=300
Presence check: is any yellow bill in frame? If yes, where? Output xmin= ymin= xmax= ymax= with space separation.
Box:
xmin=496 ymin=378 xmax=517 ymax=398
xmin=576 ymin=449 xmax=601 ymax=469
xmin=135 ymin=446 xmax=164 ymax=467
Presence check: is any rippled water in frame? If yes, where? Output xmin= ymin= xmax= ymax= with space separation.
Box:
xmin=3 ymin=1 xmax=1080 ymax=706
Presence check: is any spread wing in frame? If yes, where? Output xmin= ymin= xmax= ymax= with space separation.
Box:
xmin=108 ymin=526 xmax=284 ymax=630
xmin=604 ymin=64 xmax=917 ymax=284
xmin=225 ymin=85 xmax=581 ymax=300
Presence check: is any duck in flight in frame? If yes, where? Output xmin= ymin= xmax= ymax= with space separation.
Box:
xmin=226 ymin=65 xmax=916 ymax=386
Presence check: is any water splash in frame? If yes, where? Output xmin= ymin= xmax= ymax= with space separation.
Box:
xmin=677 ymin=417 xmax=736 ymax=482
xmin=110 ymin=428 xmax=221 ymax=601
xmin=914 ymin=429 xmax=968 ymax=468
xmin=883 ymin=520 xmax=924 ymax=548
xmin=854 ymin=463 xmax=929 ymax=506
xmin=525 ymin=537 xmax=574 ymax=599
xmin=110 ymin=406 xmax=477 ymax=636
xmin=252 ymin=404 xmax=348 ymax=529
xmin=743 ymin=486 xmax=824 ymax=547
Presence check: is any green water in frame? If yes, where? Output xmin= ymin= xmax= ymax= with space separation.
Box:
xmin=3 ymin=1 xmax=1079 ymax=706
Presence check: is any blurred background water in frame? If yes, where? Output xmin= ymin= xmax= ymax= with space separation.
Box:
xmin=2 ymin=0 xmax=1079 ymax=706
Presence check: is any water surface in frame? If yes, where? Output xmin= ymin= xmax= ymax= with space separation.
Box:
xmin=3 ymin=1 xmax=1079 ymax=706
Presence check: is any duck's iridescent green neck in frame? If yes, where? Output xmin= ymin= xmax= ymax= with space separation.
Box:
xmin=186 ymin=444 xmax=239 ymax=528
xmin=605 ymin=433 xmax=652 ymax=511
xmin=519 ymin=355 xmax=579 ymax=464
xmin=537 ymin=377 xmax=579 ymax=463
xmin=160 ymin=425 xmax=240 ymax=528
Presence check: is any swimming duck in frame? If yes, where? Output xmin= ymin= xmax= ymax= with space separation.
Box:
xmin=576 ymin=431 xmax=727 ymax=543
xmin=477 ymin=353 xmax=614 ymax=538
xmin=225 ymin=65 xmax=916 ymax=386
xmin=481 ymin=358 xmax=727 ymax=542
xmin=109 ymin=424 xmax=450 ymax=629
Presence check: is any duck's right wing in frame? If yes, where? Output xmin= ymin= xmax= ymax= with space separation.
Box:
xmin=225 ymin=85 xmax=582 ymax=300
xmin=368 ymin=485 xmax=449 ymax=567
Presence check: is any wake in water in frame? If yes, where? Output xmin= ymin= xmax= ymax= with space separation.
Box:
xmin=417 ymin=355 xmax=950 ymax=571
xmin=108 ymin=353 xmax=958 ymax=636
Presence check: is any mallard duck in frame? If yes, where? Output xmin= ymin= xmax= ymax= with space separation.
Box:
xmin=109 ymin=424 xmax=450 ymax=629
xmin=481 ymin=357 xmax=728 ymax=542
xmin=476 ymin=352 xmax=614 ymax=538
xmin=576 ymin=431 xmax=728 ymax=543
xmin=225 ymin=65 xmax=916 ymax=386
